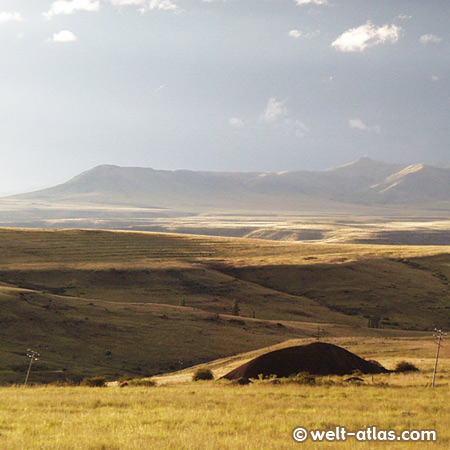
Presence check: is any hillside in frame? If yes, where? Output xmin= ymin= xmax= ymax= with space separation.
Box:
xmin=5 ymin=158 xmax=450 ymax=212
xmin=0 ymin=228 xmax=449 ymax=383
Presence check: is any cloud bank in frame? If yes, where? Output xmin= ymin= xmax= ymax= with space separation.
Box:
xmin=260 ymin=98 xmax=307 ymax=137
xmin=107 ymin=0 xmax=178 ymax=12
xmin=349 ymin=118 xmax=380 ymax=133
xmin=44 ymin=0 xmax=100 ymax=19
xmin=332 ymin=21 xmax=402 ymax=52
xmin=50 ymin=30 xmax=78 ymax=42
xmin=419 ymin=34 xmax=443 ymax=44
xmin=229 ymin=118 xmax=245 ymax=128
xmin=260 ymin=98 xmax=288 ymax=123
xmin=295 ymin=0 xmax=328 ymax=5
xmin=0 ymin=12 xmax=23 ymax=22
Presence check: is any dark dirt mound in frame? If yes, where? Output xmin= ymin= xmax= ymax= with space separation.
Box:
xmin=221 ymin=342 xmax=389 ymax=380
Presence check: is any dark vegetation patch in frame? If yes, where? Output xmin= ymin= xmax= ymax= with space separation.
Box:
xmin=395 ymin=361 xmax=419 ymax=373
xmin=222 ymin=342 xmax=390 ymax=380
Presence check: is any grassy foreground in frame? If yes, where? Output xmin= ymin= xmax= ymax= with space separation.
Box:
xmin=0 ymin=377 xmax=449 ymax=450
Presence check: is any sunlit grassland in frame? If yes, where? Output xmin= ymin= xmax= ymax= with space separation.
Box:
xmin=0 ymin=228 xmax=448 ymax=269
xmin=1 ymin=372 xmax=449 ymax=450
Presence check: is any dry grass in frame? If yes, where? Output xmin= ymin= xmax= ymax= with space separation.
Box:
xmin=0 ymin=228 xmax=449 ymax=382
xmin=0 ymin=366 xmax=449 ymax=449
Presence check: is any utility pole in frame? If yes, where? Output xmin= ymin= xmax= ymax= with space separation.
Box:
xmin=432 ymin=329 xmax=446 ymax=388
xmin=315 ymin=325 xmax=323 ymax=342
xmin=24 ymin=349 xmax=40 ymax=386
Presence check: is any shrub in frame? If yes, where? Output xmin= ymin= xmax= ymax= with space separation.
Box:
xmin=119 ymin=373 xmax=134 ymax=383
xmin=192 ymin=367 xmax=214 ymax=381
xmin=127 ymin=378 xmax=156 ymax=387
xmin=231 ymin=299 xmax=240 ymax=316
xmin=395 ymin=361 xmax=419 ymax=373
xmin=81 ymin=376 xmax=107 ymax=387
xmin=289 ymin=372 xmax=316 ymax=385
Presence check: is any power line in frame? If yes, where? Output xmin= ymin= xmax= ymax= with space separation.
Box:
xmin=24 ymin=349 xmax=40 ymax=386
xmin=431 ymin=329 xmax=446 ymax=388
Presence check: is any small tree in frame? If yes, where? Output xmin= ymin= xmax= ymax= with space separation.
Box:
xmin=81 ymin=376 xmax=107 ymax=387
xmin=192 ymin=367 xmax=214 ymax=381
xmin=368 ymin=316 xmax=381 ymax=329
xmin=179 ymin=297 xmax=186 ymax=307
xmin=231 ymin=299 xmax=240 ymax=316
xmin=395 ymin=361 xmax=419 ymax=373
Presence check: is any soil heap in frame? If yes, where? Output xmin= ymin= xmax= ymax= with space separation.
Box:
xmin=221 ymin=342 xmax=389 ymax=380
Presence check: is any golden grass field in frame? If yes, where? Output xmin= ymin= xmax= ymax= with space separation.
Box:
xmin=1 ymin=347 xmax=449 ymax=450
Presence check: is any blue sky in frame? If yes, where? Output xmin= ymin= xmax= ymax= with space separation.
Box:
xmin=0 ymin=0 xmax=449 ymax=194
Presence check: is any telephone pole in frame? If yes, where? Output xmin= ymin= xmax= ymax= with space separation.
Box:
xmin=315 ymin=325 xmax=323 ymax=342
xmin=432 ymin=329 xmax=446 ymax=388
xmin=24 ymin=349 xmax=40 ymax=385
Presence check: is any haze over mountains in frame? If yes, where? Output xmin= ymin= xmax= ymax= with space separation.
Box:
xmin=7 ymin=157 xmax=450 ymax=213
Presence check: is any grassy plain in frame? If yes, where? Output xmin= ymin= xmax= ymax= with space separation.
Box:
xmin=1 ymin=369 xmax=449 ymax=450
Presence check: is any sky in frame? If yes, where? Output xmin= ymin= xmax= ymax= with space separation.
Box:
xmin=0 ymin=0 xmax=449 ymax=194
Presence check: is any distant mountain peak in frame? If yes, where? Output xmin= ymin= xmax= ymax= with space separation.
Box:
xmin=4 ymin=158 xmax=450 ymax=212
xmin=328 ymin=156 xmax=389 ymax=171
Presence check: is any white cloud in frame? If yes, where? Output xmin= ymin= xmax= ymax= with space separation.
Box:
xmin=419 ymin=34 xmax=443 ymax=44
xmin=260 ymin=98 xmax=288 ymax=123
xmin=44 ymin=0 xmax=100 ymax=19
xmin=50 ymin=30 xmax=78 ymax=42
xmin=349 ymin=119 xmax=380 ymax=133
xmin=0 ymin=12 xmax=23 ymax=22
xmin=304 ymin=30 xmax=320 ymax=39
xmin=332 ymin=21 xmax=403 ymax=52
xmin=229 ymin=118 xmax=245 ymax=128
xmin=107 ymin=0 xmax=178 ymax=12
xmin=288 ymin=29 xmax=320 ymax=40
xmin=259 ymin=97 xmax=307 ymax=137
xmin=289 ymin=30 xmax=302 ymax=39
xmin=295 ymin=0 xmax=328 ymax=5
xmin=431 ymin=76 xmax=440 ymax=83
xmin=397 ymin=14 xmax=412 ymax=20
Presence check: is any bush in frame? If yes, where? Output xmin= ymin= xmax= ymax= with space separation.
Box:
xmin=119 ymin=373 xmax=134 ymax=383
xmin=127 ymin=378 xmax=156 ymax=387
xmin=192 ymin=367 xmax=214 ymax=381
xmin=81 ymin=376 xmax=107 ymax=387
xmin=395 ymin=361 xmax=419 ymax=373
xmin=288 ymin=372 xmax=316 ymax=385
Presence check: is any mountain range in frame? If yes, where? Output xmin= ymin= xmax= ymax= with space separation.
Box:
xmin=7 ymin=157 xmax=450 ymax=213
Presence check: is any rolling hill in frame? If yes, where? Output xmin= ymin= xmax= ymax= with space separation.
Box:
xmin=5 ymin=157 xmax=450 ymax=212
xmin=0 ymin=228 xmax=449 ymax=383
